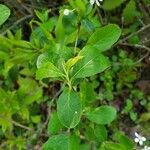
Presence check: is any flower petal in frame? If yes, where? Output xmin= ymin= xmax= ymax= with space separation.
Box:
xmin=96 ymin=0 xmax=100 ymax=6
xmin=90 ymin=0 xmax=95 ymax=5
xmin=143 ymin=146 xmax=150 ymax=150
xmin=64 ymin=9 xmax=70 ymax=15
xmin=139 ymin=140 xmax=143 ymax=146
xmin=134 ymin=138 xmax=139 ymax=143
xmin=141 ymin=136 xmax=146 ymax=141
xmin=135 ymin=132 xmax=139 ymax=137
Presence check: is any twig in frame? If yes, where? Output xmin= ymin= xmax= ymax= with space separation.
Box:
xmin=0 ymin=115 xmax=34 ymax=131
xmin=44 ymin=89 xmax=62 ymax=126
xmin=120 ymin=24 xmax=150 ymax=42
xmin=119 ymin=42 xmax=150 ymax=64
xmin=96 ymin=6 xmax=104 ymax=25
xmin=142 ymin=39 xmax=150 ymax=44
xmin=135 ymin=51 xmax=150 ymax=64
xmin=119 ymin=43 xmax=150 ymax=52
xmin=33 ymin=87 xmax=63 ymax=139
xmin=1 ymin=15 xmax=33 ymax=35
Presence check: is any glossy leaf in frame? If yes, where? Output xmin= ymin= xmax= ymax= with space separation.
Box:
xmin=87 ymin=24 xmax=121 ymax=51
xmin=57 ymin=88 xmax=82 ymax=128
xmin=72 ymin=46 xmax=110 ymax=78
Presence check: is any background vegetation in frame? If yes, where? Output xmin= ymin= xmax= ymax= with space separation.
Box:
xmin=0 ymin=0 xmax=150 ymax=149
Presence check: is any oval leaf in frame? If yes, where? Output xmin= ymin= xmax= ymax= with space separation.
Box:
xmin=42 ymin=134 xmax=69 ymax=150
xmin=72 ymin=46 xmax=110 ymax=78
xmin=87 ymin=24 xmax=121 ymax=52
xmin=57 ymin=89 xmax=82 ymax=128
xmin=86 ymin=105 xmax=117 ymax=124
xmin=0 ymin=4 xmax=10 ymax=26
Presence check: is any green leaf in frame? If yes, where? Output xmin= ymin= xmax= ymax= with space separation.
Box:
xmin=95 ymin=125 xmax=107 ymax=143
xmin=0 ymin=51 xmax=8 ymax=60
xmin=85 ymin=126 xmax=95 ymax=141
xmin=139 ymin=113 xmax=150 ymax=122
xmin=86 ymin=105 xmax=117 ymax=125
xmin=55 ymin=11 xmax=65 ymax=42
xmin=75 ymin=0 xmax=86 ymax=16
xmin=42 ymin=134 xmax=70 ymax=150
xmin=8 ymin=39 xmax=33 ymax=49
xmin=15 ymin=29 xmax=22 ymax=40
xmin=42 ymin=134 xmax=79 ymax=150
xmin=87 ymin=24 xmax=121 ymax=51
xmin=0 ymin=4 xmax=10 ymax=26
xmin=35 ymin=10 xmax=49 ymax=22
xmin=36 ymin=52 xmax=57 ymax=69
xmin=71 ymin=24 xmax=121 ymax=79
xmin=100 ymin=142 xmax=127 ymax=150
xmin=36 ymin=62 xmax=64 ymax=80
xmin=80 ymin=144 xmax=91 ymax=150
xmin=0 ymin=116 xmax=12 ymax=132
xmin=123 ymin=0 xmax=137 ymax=24
xmin=70 ymin=134 xmax=80 ymax=150
xmin=123 ymin=99 xmax=133 ymax=113
xmin=31 ymin=18 xmax=56 ymax=46
xmin=129 ymin=111 xmax=137 ymax=121
xmin=48 ymin=112 xmax=63 ymax=135
xmin=117 ymin=133 xmax=134 ymax=150
xmin=103 ymin=0 xmax=126 ymax=10
xmin=31 ymin=115 xmax=41 ymax=124
xmin=72 ymin=46 xmax=110 ymax=78
xmin=80 ymin=80 xmax=96 ymax=107
xmin=57 ymin=88 xmax=82 ymax=128
xmin=81 ymin=19 xmax=95 ymax=33
xmin=65 ymin=56 xmax=83 ymax=71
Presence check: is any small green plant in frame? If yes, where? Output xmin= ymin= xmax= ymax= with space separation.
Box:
xmin=34 ymin=5 xmax=122 ymax=148
xmin=0 ymin=0 xmax=150 ymax=149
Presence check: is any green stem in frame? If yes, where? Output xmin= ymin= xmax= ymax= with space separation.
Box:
xmin=74 ymin=22 xmax=80 ymax=55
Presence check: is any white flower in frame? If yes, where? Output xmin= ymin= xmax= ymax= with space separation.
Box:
xmin=142 ymin=146 xmax=150 ymax=150
xmin=90 ymin=0 xmax=103 ymax=6
xmin=134 ymin=132 xmax=146 ymax=146
xmin=63 ymin=9 xmax=70 ymax=15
